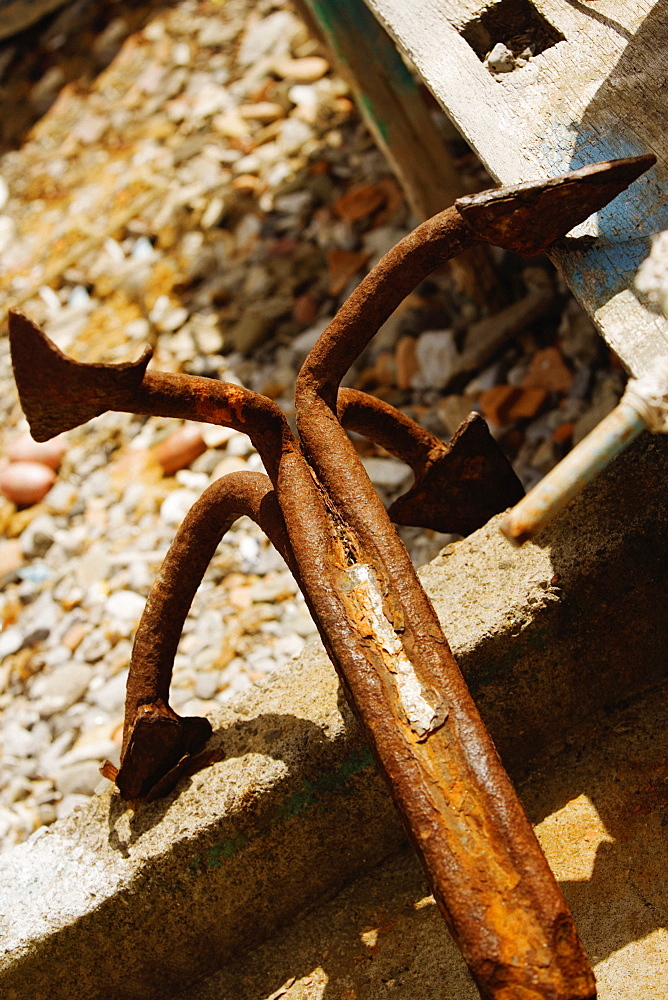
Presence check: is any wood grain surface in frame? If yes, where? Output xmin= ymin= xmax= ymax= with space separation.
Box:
xmin=362 ymin=0 xmax=668 ymax=376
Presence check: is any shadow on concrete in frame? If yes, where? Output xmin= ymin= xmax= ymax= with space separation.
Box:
xmin=179 ymin=683 xmax=667 ymax=1000
xmin=105 ymin=706 xmax=357 ymax=853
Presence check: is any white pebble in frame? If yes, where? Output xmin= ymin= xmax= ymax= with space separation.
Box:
xmin=361 ymin=457 xmax=410 ymax=490
xmin=78 ymin=629 xmax=112 ymax=663
xmin=90 ymin=669 xmax=129 ymax=714
xmin=0 ymin=215 xmax=16 ymax=255
xmin=0 ymin=627 xmax=23 ymax=658
xmin=30 ymin=663 xmax=94 ymax=717
xmin=105 ymin=589 xmax=146 ymax=624
xmin=67 ymin=284 xmax=92 ymax=309
xmin=130 ymin=236 xmax=155 ymax=261
xmin=237 ymin=533 xmax=261 ymax=569
xmin=226 ymin=432 xmax=253 ymax=457
xmin=160 ymin=488 xmax=199 ymax=526
xmin=485 ymin=42 xmax=516 ymax=73
xmin=195 ymin=671 xmax=220 ymax=701
xmin=413 ymin=329 xmax=458 ymax=390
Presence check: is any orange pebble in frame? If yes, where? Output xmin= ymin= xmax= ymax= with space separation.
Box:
xmin=0 ymin=462 xmax=56 ymax=506
xmin=154 ymin=425 xmax=207 ymax=476
xmin=7 ymin=432 xmax=67 ymax=470
xmin=552 ymin=421 xmax=575 ymax=444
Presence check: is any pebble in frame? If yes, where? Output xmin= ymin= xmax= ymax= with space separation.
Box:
xmin=361 ymin=457 xmax=411 ymax=491
xmin=0 ymin=461 xmax=56 ymax=505
xmin=154 ymin=424 xmax=207 ymax=476
xmin=160 ymin=488 xmax=200 ymax=526
xmin=0 ymin=626 xmax=23 ymax=658
xmin=19 ymin=513 xmax=57 ymax=558
xmin=521 ymin=347 xmax=573 ymax=394
xmin=273 ymin=56 xmax=330 ymax=82
xmin=437 ymin=395 xmax=476 ymax=437
xmin=413 ymin=330 xmax=458 ymax=390
xmin=395 ymin=335 xmax=419 ymax=391
xmin=30 ymin=663 xmax=94 ymax=717
xmin=479 ymin=385 xmax=550 ymax=426
xmin=78 ymin=629 xmax=112 ymax=664
xmin=106 ymin=589 xmax=146 ymax=622
xmin=485 ymin=42 xmax=516 ymax=73
xmin=6 ymin=432 xmax=67 ymax=469
xmin=0 ymin=538 xmax=23 ymax=580
xmin=55 ymin=761 xmax=105 ymax=798
xmin=211 ymin=455 xmax=249 ymax=479
xmin=90 ymin=670 xmax=129 ymax=714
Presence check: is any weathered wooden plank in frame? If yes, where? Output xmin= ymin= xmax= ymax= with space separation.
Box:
xmin=361 ymin=0 xmax=668 ymax=376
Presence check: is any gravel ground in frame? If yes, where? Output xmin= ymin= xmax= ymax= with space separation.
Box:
xmin=0 ymin=0 xmax=628 ymax=853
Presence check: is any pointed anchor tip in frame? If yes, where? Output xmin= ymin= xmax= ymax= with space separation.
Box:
xmin=8 ymin=307 xmax=152 ymax=441
xmin=455 ymin=154 xmax=657 ymax=257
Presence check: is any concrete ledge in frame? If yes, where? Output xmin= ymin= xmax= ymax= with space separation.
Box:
xmin=1 ymin=433 xmax=667 ymax=999
xmin=181 ymin=681 xmax=668 ymax=1000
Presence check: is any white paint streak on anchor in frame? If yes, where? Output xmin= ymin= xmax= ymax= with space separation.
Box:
xmin=338 ymin=563 xmax=447 ymax=738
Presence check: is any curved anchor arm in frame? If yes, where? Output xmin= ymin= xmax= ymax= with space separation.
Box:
xmin=102 ymin=471 xmax=295 ymax=802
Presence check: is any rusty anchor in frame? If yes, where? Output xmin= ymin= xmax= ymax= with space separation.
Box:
xmin=9 ymin=154 xmax=654 ymax=1000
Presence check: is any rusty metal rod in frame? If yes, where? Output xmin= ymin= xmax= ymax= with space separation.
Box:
xmin=101 ymin=471 xmax=294 ymax=801
xmin=290 ymin=158 xmax=655 ymax=996
xmin=295 ymin=211 xmax=587 ymax=1000
xmin=338 ymin=386 xmax=448 ymax=474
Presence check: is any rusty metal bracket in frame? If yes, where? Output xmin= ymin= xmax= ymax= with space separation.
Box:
xmin=9 ymin=155 xmax=655 ymax=1000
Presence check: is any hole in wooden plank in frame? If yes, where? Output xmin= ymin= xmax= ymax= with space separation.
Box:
xmin=461 ymin=0 xmax=565 ymax=68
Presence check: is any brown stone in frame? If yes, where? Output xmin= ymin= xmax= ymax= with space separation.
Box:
xmin=232 ymin=174 xmax=263 ymax=196
xmin=326 ymin=249 xmax=370 ymax=297
xmin=395 ymin=336 xmax=418 ymax=390
xmin=293 ymin=292 xmax=318 ymax=326
xmin=333 ymin=183 xmax=387 ymax=223
xmin=552 ymin=422 xmax=575 ymax=444
xmin=374 ymin=351 xmax=396 ymax=387
xmin=0 ymin=462 xmax=56 ymax=506
xmin=154 ymin=425 xmax=207 ymax=476
xmin=7 ymin=432 xmax=67 ymax=470
xmin=522 ymin=346 xmax=573 ymax=394
xmin=63 ymin=622 xmax=88 ymax=652
xmin=479 ymin=385 xmax=549 ymax=425
xmin=0 ymin=538 xmax=23 ymax=579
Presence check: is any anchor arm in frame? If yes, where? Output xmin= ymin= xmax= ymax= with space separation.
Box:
xmin=104 ymin=471 xmax=295 ymax=802
xmin=338 ymin=388 xmax=524 ymax=535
